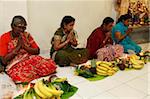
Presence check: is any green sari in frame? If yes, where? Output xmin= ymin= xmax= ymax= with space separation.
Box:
xmin=50 ymin=28 xmax=88 ymax=66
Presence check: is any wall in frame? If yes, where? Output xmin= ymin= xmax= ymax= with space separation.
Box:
xmin=27 ymin=0 xmax=114 ymax=51
xmin=0 ymin=0 xmax=114 ymax=52
xmin=0 ymin=0 xmax=28 ymax=35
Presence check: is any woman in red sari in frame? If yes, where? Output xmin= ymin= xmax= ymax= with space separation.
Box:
xmin=0 ymin=16 xmax=56 ymax=83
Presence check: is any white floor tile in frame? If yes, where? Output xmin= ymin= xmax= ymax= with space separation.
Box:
xmin=109 ymin=71 xmax=136 ymax=83
xmin=126 ymin=65 xmax=148 ymax=78
xmin=108 ymin=84 xmax=146 ymax=99
xmin=91 ymin=92 xmax=119 ymax=99
xmin=69 ymin=93 xmax=83 ymax=99
xmin=137 ymin=73 xmax=148 ymax=82
xmin=126 ymin=78 xmax=148 ymax=94
xmin=92 ymin=77 xmax=122 ymax=92
xmin=74 ymin=81 xmax=106 ymax=98
xmin=143 ymin=95 xmax=150 ymax=99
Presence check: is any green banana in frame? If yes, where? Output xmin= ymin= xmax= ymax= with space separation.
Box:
xmin=27 ymin=89 xmax=33 ymax=99
xmin=23 ymin=88 xmax=30 ymax=99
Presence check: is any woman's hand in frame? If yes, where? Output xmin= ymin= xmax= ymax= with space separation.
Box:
xmin=126 ymin=28 xmax=133 ymax=35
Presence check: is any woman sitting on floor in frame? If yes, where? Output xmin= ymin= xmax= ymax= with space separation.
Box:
xmin=86 ymin=17 xmax=124 ymax=61
xmin=0 ymin=16 xmax=57 ymax=83
xmin=50 ymin=16 xmax=88 ymax=67
xmin=112 ymin=14 xmax=142 ymax=54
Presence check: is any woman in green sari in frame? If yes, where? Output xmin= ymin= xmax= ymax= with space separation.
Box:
xmin=50 ymin=16 xmax=88 ymax=67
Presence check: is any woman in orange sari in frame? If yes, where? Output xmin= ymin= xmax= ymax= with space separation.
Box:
xmin=0 ymin=16 xmax=56 ymax=83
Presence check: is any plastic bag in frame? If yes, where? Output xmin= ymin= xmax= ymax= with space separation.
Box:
xmin=0 ymin=73 xmax=17 ymax=99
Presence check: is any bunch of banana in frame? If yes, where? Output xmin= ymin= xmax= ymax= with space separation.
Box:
xmin=96 ymin=61 xmax=118 ymax=76
xmin=129 ymin=54 xmax=140 ymax=60
xmin=23 ymin=87 xmax=41 ymax=99
xmin=34 ymin=79 xmax=64 ymax=99
xmin=130 ymin=58 xmax=144 ymax=69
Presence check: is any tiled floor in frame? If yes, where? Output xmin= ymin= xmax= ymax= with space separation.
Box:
xmin=38 ymin=43 xmax=150 ymax=99
xmin=0 ymin=43 xmax=149 ymax=99
xmin=51 ymin=62 xmax=149 ymax=99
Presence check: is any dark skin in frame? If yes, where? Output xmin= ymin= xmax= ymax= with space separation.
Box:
xmin=115 ymin=19 xmax=133 ymax=42
xmin=100 ymin=22 xmax=114 ymax=47
xmin=54 ymin=21 xmax=78 ymax=50
xmin=2 ymin=23 xmax=40 ymax=65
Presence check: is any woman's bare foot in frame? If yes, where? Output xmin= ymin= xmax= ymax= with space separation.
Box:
xmin=70 ymin=63 xmax=77 ymax=67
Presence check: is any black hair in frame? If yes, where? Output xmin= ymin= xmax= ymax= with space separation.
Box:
xmin=117 ymin=14 xmax=132 ymax=23
xmin=11 ymin=15 xmax=27 ymax=28
xmin=101 ymin=17 xmax=114 ymax=26
xmin=60 ymin=16 xmax=75 ymax=28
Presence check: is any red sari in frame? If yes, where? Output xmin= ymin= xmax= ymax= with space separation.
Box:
xmin=0 ymin=31 xmax=56 ymax=83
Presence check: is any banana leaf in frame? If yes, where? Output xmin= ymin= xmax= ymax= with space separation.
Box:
xmin=52 ymin=81 xmax=78 ymax=99
xmin=86 ymin=74 xmax=107 ymax=81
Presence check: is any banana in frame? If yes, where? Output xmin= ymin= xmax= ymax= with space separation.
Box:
xmin=130 ymin=59 xmax=144 ymax=65
xmin=97 ymin=71 xmax=108 ymax=76
xmin=96 ymin=68 xmax=107 ymax=74
xmin=27 ymin=89 xmax=34 ymax=99
xmin=51 ymin=96 xmax=56 ymax=99
xmin=53 ymin=77 xmax=67 ymax=83
xmin=132 ymin=64 xmax=144 ymax=69
xmin=101 ymin=61 xmax=112 ymax=66
xmin=32 ymin=88 xmax=41 ymax=99
xmin=96 ymin=65 xmax=108 ymax=71
xmin=37 ymin=80 xmax=53 ymax=98
xmin=100 ymin=64 xmax=112 ymax=70
xmin=34 ymin=81 xmax=48 ymax=98
xmin=56 ymin=95 xmax=61 ymax=99
xmin=107 ymin=72 xmax=113 ymax=76
xmin=47 ymin=83 xmax=64 ymax=96
xmin=23 ymin=89 xmax=30 ymax=99
xmin=107 ymin=70 xmax=115 ymax=74
xmin=96 ymin=61 xmax=102 ymax=66
xmin=112 ymin=67 xmax=118 ymax=72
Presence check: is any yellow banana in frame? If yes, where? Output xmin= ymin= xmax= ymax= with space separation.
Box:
xmin=130 ymin=59 xmax=144 ymax=65
xmin=107 ymin=72 xmax=113 ymax=76
xmin=96 ymin=61 xmax=102 ymax=66
xmin=47 ymin=83 xmax=64 ymax=96
xmin=97 ymin=71 xmax=108 ymax=76
xmin=51 ymin=96 xmax=56 ymax=99
xmin=53 ymin=77 xmax=67 ymax=83
xmin=132 ymin=64 xmax=144 ymax=69
xmin=56 ymin=95 xmax=61 ymax=99
xmin=96 ymin=66 xmax=108 ymax=71
xmin=101 ymin=61 xmax=112 ymax=66
xmin=112 ymin=67 xmax=118 ymax=72
xmin=34 ymin=81 xmax=48 ymax=98
xmin=37 ymin=80 xmax=53 ymax=98
xmin=99 ymin=64 xmax=112 ymax=70
xmin=107 ymin=70 xmax=115 ymax=74
xmin=96 ymin=68 xmax=107 ymax=74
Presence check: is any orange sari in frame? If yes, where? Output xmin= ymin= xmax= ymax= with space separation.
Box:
xmin=0 ymin=31 xmax=56 ymax=83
